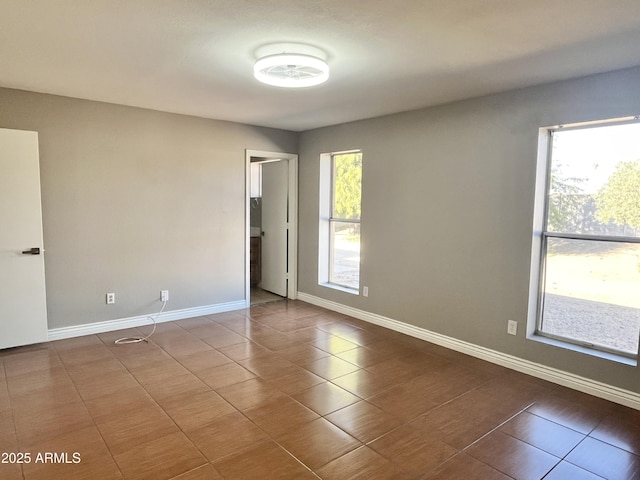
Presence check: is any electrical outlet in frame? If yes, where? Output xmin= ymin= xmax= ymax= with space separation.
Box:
xmin=106 ymin=292 xmax=115 ymax=304
xmin=161 ymin=290 xmax=169 ymax=302
xmin=362 ymin=286 xmax=369 ymax=297
xmin=507 ymin=320 xmax=518 ymax=336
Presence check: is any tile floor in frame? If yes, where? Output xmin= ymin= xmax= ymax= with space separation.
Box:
xmin=249 ymin=287 xmax=283 ymax=306
xmin=1 ymin=300 xmax=639 ymax=479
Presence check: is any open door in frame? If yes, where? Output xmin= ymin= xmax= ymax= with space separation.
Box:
xmin=259 ymin=160 xmax=288 ymax=297
xmin=245 ymin=150 xmax=298 ymax=305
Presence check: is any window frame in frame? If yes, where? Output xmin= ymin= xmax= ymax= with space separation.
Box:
xmin=318 ymin=150 xmax=362 ymax=294
xmin=530 ymin=116 xmax=640 ymax=360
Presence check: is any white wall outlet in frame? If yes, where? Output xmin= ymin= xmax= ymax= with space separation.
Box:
xmin=161 ymin=290 xmax=169 ymax=302
xmin=507 ymin=320 xmax=518 ymax=336
xmin=106 ymin=292 xmax=115 ymax=304
xmin=362 ymin=286 xmax=369 ymax=297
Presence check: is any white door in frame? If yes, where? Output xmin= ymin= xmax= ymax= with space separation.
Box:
xmin=259 ymin=161 xmax=288 ymax=296
xmin=0 ymin=129 xmax=48 ymax=349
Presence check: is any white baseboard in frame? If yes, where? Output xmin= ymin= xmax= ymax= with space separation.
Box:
xmin=297 ymin=292 xmax=640 ymax=411
xmin=47 ymin=300 xmax=248 ymax=342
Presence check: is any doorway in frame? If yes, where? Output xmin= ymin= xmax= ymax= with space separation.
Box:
xmin=245 ymin=150 xmax=298 ymax=306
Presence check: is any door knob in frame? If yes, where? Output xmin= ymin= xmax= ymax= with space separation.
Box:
xmin=21 ymin=247 xmax=40 ymax=255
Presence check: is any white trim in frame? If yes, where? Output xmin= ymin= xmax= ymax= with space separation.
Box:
xmin=245 ymin=150 xmax=298 ymax=302
xmin=297 ymin=292 xmax=640 ymax=411
xmin=319 ymin=282 xmax=359 ymax=295
xmin=318 ymin=153 xmax=331 ymax=285
xmin=527 ymin=128 xmax=551 ymax=337
xmin=47 ymin=300 xmax=248 ymax=342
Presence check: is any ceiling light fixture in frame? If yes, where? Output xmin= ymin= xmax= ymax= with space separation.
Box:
xmin=253 ymin=43 xmax=329 ymax=88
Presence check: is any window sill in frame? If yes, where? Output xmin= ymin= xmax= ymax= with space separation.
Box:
xmin=528 ymin=333 xmax=637 ymax=366
xmin=319 ymin=282 xmax=359 ymax=296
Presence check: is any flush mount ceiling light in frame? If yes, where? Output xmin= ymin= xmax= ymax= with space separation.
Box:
xmin=253 ymin=43 xmax=329 ymax=88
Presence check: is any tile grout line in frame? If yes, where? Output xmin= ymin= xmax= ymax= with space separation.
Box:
xmin=150 ymin=330 xmax=269 ymax=477
xmin=59 ymin=336 xmax=130 ymax=480
xmin=200 ymin=303 xmax=366 ymax=476
xmin=8 ymin=300 xmax=636 ymax=479
xmin=102 ymin=308 xmax=335 ymax=478
xmin=456 ymin=402 xmax=541 ymax=480
xmin=97 ymin=326 xmax=228 ymax=478
xmin=118 ymin=307 xmax=633 ymax=479
xmin=1 ymin=304 xmax=507 ymax=480
xmin=461 ymin=402 xmax=536 ymax=453
xmin=165 ymin=310 xmax=344 ymax=477
xmin=1 ymin=359 xmax=26 ymax=480
xmin=460 ymin=402 xmax=612 ymax=480
xmin=240 ymin=305 xmax=523 ymax=477
xmin=502 ymin=401 xmax=637 ymax=476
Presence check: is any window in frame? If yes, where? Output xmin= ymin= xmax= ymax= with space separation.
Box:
xmin=531 ymin=117 xmax=640 ymax=358
xmin=319 ymin=151 xmax=362 ymax=292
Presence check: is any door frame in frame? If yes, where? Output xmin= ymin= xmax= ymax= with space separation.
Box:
xmin=245 ymin=149 xmax=298 ymax=304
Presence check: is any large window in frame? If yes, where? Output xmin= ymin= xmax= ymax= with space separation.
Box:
xmin=532 ymin=118 xmax=640 ymax=358
xmin=319 ymin=151 xmax=362 ymax=292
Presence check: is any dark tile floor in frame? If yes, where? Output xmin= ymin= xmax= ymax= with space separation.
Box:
xmin=1 ymin=300 xmax=639 ymax=479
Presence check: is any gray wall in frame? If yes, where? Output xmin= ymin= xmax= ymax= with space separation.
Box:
xmin=298 ymin=66 xmax=640 ymax=393
xmin=2 ymin=66 xmax=638 ymax=392
xmin=0 ymin=88 xmax=297 ymax=329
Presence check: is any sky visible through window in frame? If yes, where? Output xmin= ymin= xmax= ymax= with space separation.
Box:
xmin=553 ymin=122 xmax=640 ymax=194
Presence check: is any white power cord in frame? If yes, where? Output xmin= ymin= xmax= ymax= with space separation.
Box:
xmin=114 ymin=300 xmax=167 ymax=345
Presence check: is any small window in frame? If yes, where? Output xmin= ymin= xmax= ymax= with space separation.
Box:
xmin=319 ymin=151 xmax=362 ymax=292
xmin=531 ymin=118 xmax=640 ymax=358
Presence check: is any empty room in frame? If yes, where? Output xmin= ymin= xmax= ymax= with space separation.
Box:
xmin=1 ymin=1 xmax=640 ymax=479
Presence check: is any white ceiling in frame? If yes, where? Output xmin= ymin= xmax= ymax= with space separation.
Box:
xmin=3 ymin=0 xmax=640 ymax=131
